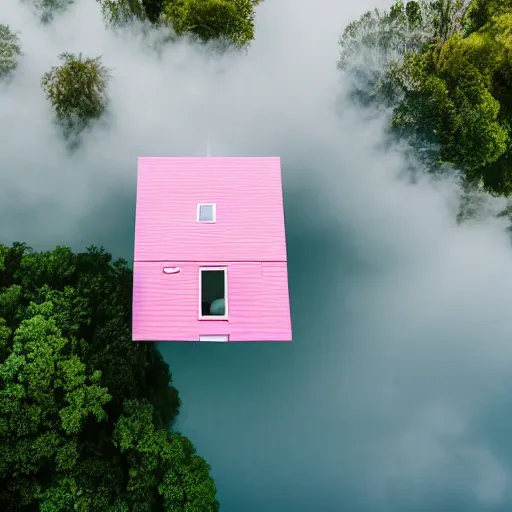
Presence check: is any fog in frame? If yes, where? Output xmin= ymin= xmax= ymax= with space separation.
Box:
xmin=3 ymin=0 xmax=512 ymax=510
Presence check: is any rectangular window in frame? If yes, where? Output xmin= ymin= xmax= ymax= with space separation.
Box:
xmin=199 ymin=335 xmax=229 ymax=342
xmin=197 ymin=203 xmax=216 ymax=223
xmin=199 ymin=267 xmax=227 ymax=319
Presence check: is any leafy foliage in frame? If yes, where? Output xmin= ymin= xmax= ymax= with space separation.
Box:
xmin=339 ymin=0 xmax=512 ymax=196
xmin=98 ymin=0 xmax=259 ymax=49
xmin=0 ymin=243 xmax=219 ymax=511
xmin=98 ymin=0 xmax=147 ymax=26
xmin=429 ymin=0 xmax=470 ymax=44
xmin=0 ymin=24 xmax=22 ymax=79
xmin=161 ymin=0 xmax=258 ymax=49
xmin=30 ymin=0 xmax=75 ymax=23
xmin=465 ymin=0 xmax=512 ymax=32
xmin=113 ymin=399 xmax=219 ymax=511
xmin=392 ymin=7 xmax=512 ymax=194
xmin=41 ymin=52 xmax=112 ymax=138
xmin=337 ymin=1 xmax=436 ymax=106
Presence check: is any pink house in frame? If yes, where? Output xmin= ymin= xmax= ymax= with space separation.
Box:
xmin=132 ymin=157 xmax=292 ymax=342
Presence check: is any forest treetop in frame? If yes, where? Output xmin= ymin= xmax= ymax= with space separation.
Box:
xmin=0 ymin=242 xmax=220 ymax=510
xmin=339 ymin=0 xmax=512 ymax=198
xmin=1 ymin=0 xmax=261 ymax=142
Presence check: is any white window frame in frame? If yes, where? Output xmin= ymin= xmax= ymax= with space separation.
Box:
xmin=199 ymin=267 xmax=228 ymax=320
xmin=197 ymin=203 xmax=216 ymax=223
xmin=199 ymin=335 xmax=229 ymax=342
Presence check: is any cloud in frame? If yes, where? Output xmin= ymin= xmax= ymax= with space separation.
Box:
xmin=2 ymin=0 xmax=512 ymax=510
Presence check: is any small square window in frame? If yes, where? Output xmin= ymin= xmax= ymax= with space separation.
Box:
xmin=197 ymin=203 xmax=216 ymax=223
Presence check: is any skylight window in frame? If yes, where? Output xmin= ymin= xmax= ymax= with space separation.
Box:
xmin=197 ymin=203 xmax=216 ymax=223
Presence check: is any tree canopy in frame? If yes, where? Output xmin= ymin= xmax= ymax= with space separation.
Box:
xmin=0 ymin=243 xmax=219 ymax=511
xmin=0 ymin=24 xmax=21 ymax=79
xmin=98 ymin=0 xmax=147 ymax=26
xmin=41 ymin=52 xmax=112 ymax=139
xmin=339 ymin=0 xmax=512 ymax=197
xmin=1 ymin=0 xmax=262 ymax=146
xmin=98 ymin=0 xmax=259 ymax=49
xmin=161 ymin=0 xmax=258 ymax=49
xmin=0 ymin=0 xmax=262 ymax=146
xmin=30 ymin=0 xmax=75 ymax=23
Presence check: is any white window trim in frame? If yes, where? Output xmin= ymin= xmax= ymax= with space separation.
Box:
xmin=199 ymin=267 xmax=228 ymax=320
xmin=197 ymin=203 xmax=216 ymax=223
xmin=199 ymin=335 xmax=229 ymax=342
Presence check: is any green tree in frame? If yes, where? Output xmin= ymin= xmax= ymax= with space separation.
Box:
xmin=466 ymin=0 xmax=512 ymax=32
xmin=97 ymin=0 xmax=146 ymax=26
xmin=161 ymin=0 xmax=259 ymax=49
xmin=339 ymin=0 xmax=512 ymax=196
xmin=337 ymin=1 xmax=436 ymax=107
xmin=0 ymin=243 xmax=219 ymax=511
xmin=97 ymin=0 xmax=172 ymax=25
xmin=391 ymin=8 xmax=512 ymax=193
xmin=41 ymin=53 xmax=112 ymax=139
xmin=0 ymin=24 xmax=21 ymax=79
xmin=113 ymin=399 xmax=219 ymax=511
xmin=143 ymin=0 xmax=167 ymax=22
xmin=31 ymin=0 xmax=75 ymax=23
xmin=337 ymin=0 xmax=475 ymax=107
xmin=98 ymin=0 xmax=259 ymax=49
xmin=429 ymin=0 xmax=470 ymax=43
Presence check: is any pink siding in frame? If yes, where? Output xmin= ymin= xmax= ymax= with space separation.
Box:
xmin=132 ymin=262 xmax=292 ymax=342
xmin=134 ymin=157 xmax=287 ymax=262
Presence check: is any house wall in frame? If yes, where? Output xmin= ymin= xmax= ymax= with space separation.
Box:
xmin=132 ymin=261 xmax=292 ymax=342
xmin=134 ymin=157 xmax=287 ymax=262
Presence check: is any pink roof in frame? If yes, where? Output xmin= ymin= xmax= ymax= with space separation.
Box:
xmin=132 ymin=156 xmax=291 ymax=342
xmin=134 ymin=157 xmax=287 ymax=262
